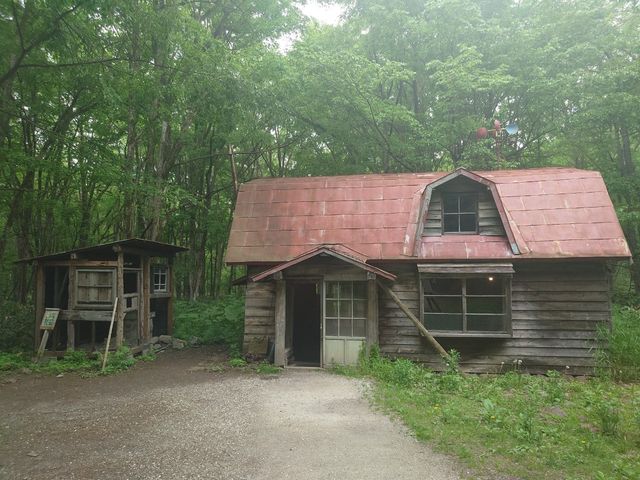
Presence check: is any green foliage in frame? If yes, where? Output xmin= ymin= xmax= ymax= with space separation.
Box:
xmin=338 ymin=354 xmax=640 ymax=480
xmin=256 ymin=362 xmax=280 ymax=375
xmin=100 ymin=347 xmax=136 ymax=375
xmin=228 ymin=357 xmax=247 ymax=368
xmin=597 ymin=306 xmax=640 ymax=381
xmin=174 ymin=296 xmax=245 ymax=349
xmin=0 ymin=301 xmax=34 ymax=351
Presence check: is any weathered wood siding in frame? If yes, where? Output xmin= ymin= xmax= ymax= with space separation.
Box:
xmin=424 ymin=181 xmax=505 ymax=236
xmin=378 ymin=262 xmax=610 ymax=375
xmin=243 ymin=277 xmax=276 ymax=354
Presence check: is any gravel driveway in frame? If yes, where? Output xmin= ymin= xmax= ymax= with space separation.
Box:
xmin=0 ymin=348 xmax=461 ymax=480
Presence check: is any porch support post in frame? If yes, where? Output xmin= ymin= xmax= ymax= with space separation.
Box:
xmin=274 ymin=272 xmax=286 ymax=366
xmin=366 ymin=272 xmax=378 ymax=353
xmin=67 ymin=261 xmax=77 ymax=351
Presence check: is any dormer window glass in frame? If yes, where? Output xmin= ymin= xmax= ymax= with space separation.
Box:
xmin=443 ymin=194 xmax=477 ymax=233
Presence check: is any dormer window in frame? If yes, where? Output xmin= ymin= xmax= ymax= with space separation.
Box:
xmin=443 ymin=193 xmax=477 ymax=233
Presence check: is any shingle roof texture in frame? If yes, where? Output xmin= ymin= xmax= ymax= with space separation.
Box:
xmin=226 ymin=168 xmax=630 ymax=264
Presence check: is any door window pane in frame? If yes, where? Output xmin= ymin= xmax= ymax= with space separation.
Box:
xmin=325 ymin=300 xmax=339 ymax=317
xmin=339 ymin=318 xmax=352 ymax=337
xmin=326 ymin=282 xmax=340 ymax=299
xmin=326 ymin=318 xmax=339 ymax=336
xmin=353 ymin=299 xmax=367 ymax=318
xmin=353 ymin=282 xmax=367 ymax=299
xmin=353 ymin=319 xmax=366 ymax=337
xmin=339 ymin=282 xmax=353 ymax=298
xmin=339 ymin=300 xmax=352 ymax=317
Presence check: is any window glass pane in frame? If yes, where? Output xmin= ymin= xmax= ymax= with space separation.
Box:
xmin=467 ymin=297 xmax=504 ymax=314
xmin=325 ymin=300 xmax=339 ymax=317
xmin=443 ymin=214 xmax=459 ymax=232
xmin=459 ymin=195 xmax=476 ymax=213
xmin=326 ymin=282 xmax=340 ymax=299
xmin=326 ymin=318 xmax=339 ymax=336
xmin=353 ymin=299 xmax=367 ymax=318
xmin=339 ymin=318 xmax=352 ymax=336
xmin=467 ymin=277 xmax=503 ymax=295
xmin=443 ymin=196 xmax=458 ymax=213
xmin=353 ymin=282 xmax=367 ymax=299
xmin=339 ymin=282 xmax=353 ymax=298
xmin=467 ymin=314 xmax=505 ymax=332
xmin=423 ymin=278 xmax=461 ymax=295
xmin=353 ymin=319 xmax=366 ymax=337
xmin=425 ymin=313 xmax=463 ymax=331
xmin=459 ymin=213 xmax=477 ymax=232
xmin=339 ymin=300 xmax=352 ymax=318
xmin=424 ymin=296 xmax=462 ymax=313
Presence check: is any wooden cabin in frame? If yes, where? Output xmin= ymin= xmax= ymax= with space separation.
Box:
xmin=225 ymin=168 xmax=631 ymax=375
xmin=21 ymin=239 xmax=187 ymax=356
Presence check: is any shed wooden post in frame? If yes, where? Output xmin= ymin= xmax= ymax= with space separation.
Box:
xmin=115 ymin=249 xmax=125 ymax=348
xmin=67 ymin=261 xmax=77 ymax=351
xmin=274 ymin=272 xmax=286 ymax=366
xmin=167 ymin=255 xmax=175 ymax=335
xmin=366 ymin=272 xmax=378 ymax=353
xmin=142 ymin=255 xmax=151 ymax=340
xmin=34 ymin=262 xmax=45 ymax=351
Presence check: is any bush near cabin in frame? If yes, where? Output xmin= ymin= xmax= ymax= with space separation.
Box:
xmin=173 ymin=295 xmax=244 ymax=351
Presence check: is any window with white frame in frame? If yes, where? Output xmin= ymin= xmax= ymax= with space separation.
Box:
xmin=324 ymin=281 xmax=367 ymax=338
xmin=152 ymin=265 xmax=168 ymax=293
xmin=421 ymin=276 xmax=510 ymax=334
xmin=442 ymin=193 xmax=478 ymax=233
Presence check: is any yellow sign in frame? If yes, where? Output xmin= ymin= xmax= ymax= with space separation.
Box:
xmin=40 ymin=308 xmax=60 ymax=330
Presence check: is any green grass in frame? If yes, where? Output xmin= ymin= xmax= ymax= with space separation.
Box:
xmin=597 ymin=306 xmax=640 ymax=382
xmin=0 ymin=346 xmax=148 ymax=377
xmin=255 ymin=362 xmax=281 ymax=374
xmin=337 ymin=347 xmax=640 ymax=480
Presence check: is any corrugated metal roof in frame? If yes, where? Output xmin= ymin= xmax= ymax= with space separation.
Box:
xmin=225 ymin=168 xmax=631 ymax=264
xmin=18 ymin=238 xmax=188 ymax=263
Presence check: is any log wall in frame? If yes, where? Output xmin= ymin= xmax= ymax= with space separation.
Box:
xmin=378 ymin=262 xmax=610 ymax=375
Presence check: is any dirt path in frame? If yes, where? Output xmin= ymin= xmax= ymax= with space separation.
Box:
xmin=0 ymin=348 xmax=462 ymax=480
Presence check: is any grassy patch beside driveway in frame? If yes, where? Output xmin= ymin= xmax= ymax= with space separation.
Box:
xmin=335 ymin=350 xmax=639 ymax=480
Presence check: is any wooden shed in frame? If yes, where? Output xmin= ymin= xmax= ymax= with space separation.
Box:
xmin=226 ymin=168 xmax=631 ymax=374
xmin=21 ymin=239 xmax=187 ymax=356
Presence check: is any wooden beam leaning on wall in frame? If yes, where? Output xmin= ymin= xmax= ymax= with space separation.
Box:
xmin=376 ymin=280 xmax=451 ymax=362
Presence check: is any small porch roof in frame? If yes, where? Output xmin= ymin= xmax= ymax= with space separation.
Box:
xmin=250 ymin=244 xmax=397 ymax=282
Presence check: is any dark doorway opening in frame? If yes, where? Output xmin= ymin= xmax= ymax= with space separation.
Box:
xmin=291 ymin=283 xmax=321 ymax=365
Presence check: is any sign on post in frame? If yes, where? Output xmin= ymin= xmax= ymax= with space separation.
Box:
xmin=40 ymin=308 xmax=60 ymax=330
xmin=36 ymin=308 xmax=60 ymax=361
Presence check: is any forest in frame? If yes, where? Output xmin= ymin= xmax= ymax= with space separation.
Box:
xmin=1 ymin=0 xmax=639 ymax=327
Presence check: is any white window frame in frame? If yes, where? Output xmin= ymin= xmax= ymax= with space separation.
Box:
xmin=152 ymin=265 xmax=169 ymax=293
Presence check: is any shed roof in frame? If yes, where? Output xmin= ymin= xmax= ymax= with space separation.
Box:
xmin=226 ymin=168 xmax=630 ymax=264
xmin=19 ymin=238 xmax=188 ymax=263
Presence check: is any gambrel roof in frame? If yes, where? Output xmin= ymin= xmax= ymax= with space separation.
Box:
xmin=225 ymin=168 xmax=630 ymax=264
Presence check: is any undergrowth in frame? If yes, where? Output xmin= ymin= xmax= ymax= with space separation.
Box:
xmin=174 ymin=295 xmax=244 ymax=349
xmin=334 ymin=346 xmax=640 ymax=480
xmin=0 ymin=346 xmax=146 ymax=377
xmin=597 ymin=306 xmax=640 ymax=382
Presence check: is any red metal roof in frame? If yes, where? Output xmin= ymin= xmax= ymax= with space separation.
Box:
xmin=226 ymin=168 xmax=630 ymax=264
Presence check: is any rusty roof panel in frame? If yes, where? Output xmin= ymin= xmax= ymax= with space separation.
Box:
xmin=225 ymin=168 xmax=630 ymax=264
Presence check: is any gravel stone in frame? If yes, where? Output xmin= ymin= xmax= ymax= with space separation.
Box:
xmin=0 ymin=347 xmax=461 ymax=480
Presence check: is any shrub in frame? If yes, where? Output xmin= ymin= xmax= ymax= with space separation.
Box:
xmin=597 ymin=306 xmax=640 ymax=381
xmin=98 ymin=346 xmax=135 ymax=375
xmin=173 ymin=295 xmax=245 ymax=349
xmin=0 ymin=301 xmax=34 ymax=351
xmin=228 ymin=357 xmax=247 ymax=368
